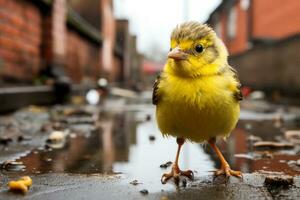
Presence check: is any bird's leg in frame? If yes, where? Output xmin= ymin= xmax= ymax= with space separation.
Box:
xmin=161 ymin=138 xmax=194 ymax=185
xmin=208 ymin=138 xmax=242 ymax=178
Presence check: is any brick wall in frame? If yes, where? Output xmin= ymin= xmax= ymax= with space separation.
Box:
xmin=51 ymin=0 xmax=67 ymax=63
xmin=225 ymin=2 xmax=249 ymax=55
xmin=0 ymin=0 xmax=104 ymax=84
xmin=209 ymin=1 xmax=250 ymax=55
xmin=65 ymin=30 xmax=100 ymax=83
xmin=0 ymin=0 xmax=42 ymax=81
xmin=209 ymin=0 xmax=300 ymax=55
xmin=116 ymin=20 xmax=130 ymax=82
xmin=252 ymin=0 xmax=300 ymax=39
xmin=0 ymin=0 xmax=133 ymax=85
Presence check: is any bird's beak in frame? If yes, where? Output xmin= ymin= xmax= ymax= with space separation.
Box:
xmin=168 ymin=47 xmax=188 ymax=60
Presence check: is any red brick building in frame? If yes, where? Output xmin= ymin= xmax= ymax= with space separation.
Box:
xmin=207 ymin=0 xmax=300 ymax=55
xmin=206 ymin=0 xmax=300 ymax=96
xmin=0 ymin=0 xmax=139 ymax=85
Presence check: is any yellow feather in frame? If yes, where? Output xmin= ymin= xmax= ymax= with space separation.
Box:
xmin=156 ymin=69 xmax=240 ymax=142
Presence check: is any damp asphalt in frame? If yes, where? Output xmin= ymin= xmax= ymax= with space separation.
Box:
xmin=1 ymin=97 xmax=300 ymax=199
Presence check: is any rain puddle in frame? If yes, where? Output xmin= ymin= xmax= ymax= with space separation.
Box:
xmin=3 ymin=103 xmax=300 ymax=191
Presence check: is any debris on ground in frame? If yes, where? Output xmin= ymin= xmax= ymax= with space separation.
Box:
xmin=285 ymin=130 xmax=300 ymax=144
xmin=1 ymin=100 xmax=300 ymax=199
xmin=63 ymin=108 xmax=93 ymax=117
xmin=139 ymin=189 xmax=149 ymax=195
xmin=264 ymin=175 xmax=293 ymax=187
xmin=234 ymin=153 xmax=254 ymax=160
xmin=27 ymin=105 xmax=47 ymax=113
xmin=247 ymin=135 xmax=262 ymax=143
xmin=129 ymin=180 xmax=142 ymax=185
xmin=287 ymin=159 xmax=300 ymax=171
xmin=264 ymin=175 xmax=294 ymax=195
xmin=273 ymin=113 xmax=284 ymax=128
xmin=149 ymin=135 xmax=156 ymax=141
xmin=235 ymin=151 xmax=273 ymax=160
xmin=0 ymin=136 xmax=13 ymax=145
xmin=146 ymin=114 xmax=151 ymax=121
xmin=258 ymin=170 xmax=285 ymax=175
xmin=244 ymin=123 xmax=253 ymax=131
xmin=260 ymin=151 xmax=274 ymax=159
xmin=46 ymin=130 xmax=68 ymax=149
xmin=159 ymin=161 xmax=172 ymax=168
xmin=1 ymin=161 xmax=26 ymax=172
xmin=17 ymin=135 xmax=32 ymax=142
xmin=8 ymin=176 xmax=32 ymax=194
xmin=253 ymin=141 xmax=294 ymax=149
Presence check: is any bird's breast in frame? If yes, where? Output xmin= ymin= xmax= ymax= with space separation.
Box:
xmin=156 ymin=74 xmax=240 ymax=142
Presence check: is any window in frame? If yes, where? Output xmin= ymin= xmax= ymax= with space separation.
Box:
xmin=227 ymin=7 xmax=237 ymax=40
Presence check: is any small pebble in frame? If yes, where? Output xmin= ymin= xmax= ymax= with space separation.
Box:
xmin=160 ymin=161 xmax=172 ymax=168
xmin=149 ymin=135 xmax=156 ymax=141
xmin=1 ymin=161 xmax=25 ymax=172
xmin=146 ymin=115 xmax=151 ymax=121
xmin=17 ymin=136 xmax=32 ymax=142
xmin=0 ymin=137 xmax=13 ymax=145
xmin=140 ymin=189 xmax=148 ymax=195
xmin=129 ymin=180 xmax=140 ymax=185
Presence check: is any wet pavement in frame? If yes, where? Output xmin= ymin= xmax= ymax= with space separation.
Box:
xmin=1 ymin=98 xmax=300 ymax=199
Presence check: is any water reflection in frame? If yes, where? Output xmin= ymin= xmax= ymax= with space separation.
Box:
xmin=207 ymin=117 xmax=300 ymax=176
xmin=7 ymin=105 xmax=300 ymax=187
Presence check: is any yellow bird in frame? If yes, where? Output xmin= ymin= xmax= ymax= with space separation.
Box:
xmin=153 ymin=21 xmax=243 ymax=184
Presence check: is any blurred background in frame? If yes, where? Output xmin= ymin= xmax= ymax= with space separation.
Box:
xmin=1 ymin=0 xmax=300 ymax=198
xmin=0 ymin=0 xmax=300 ymax=110
xmin=0 ymin=0 xmax=298 ymax=101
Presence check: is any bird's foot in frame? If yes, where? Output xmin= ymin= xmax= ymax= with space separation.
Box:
xmin=214 ymin=166 xmax=242 ymax=178
xmin=161 ymin=165 xmax=194 ymax=185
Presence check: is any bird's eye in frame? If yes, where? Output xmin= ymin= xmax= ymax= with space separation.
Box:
xmin=169 ymin=47 xmax=172 ymax=52
xmin=195 ymin=44 xmax=204 ymax=53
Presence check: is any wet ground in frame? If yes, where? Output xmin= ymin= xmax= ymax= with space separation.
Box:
xmin=1 ymin=97 xmax=300 ymax=199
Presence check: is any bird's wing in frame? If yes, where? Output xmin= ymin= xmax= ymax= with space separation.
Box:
xmin=152 ymin=74 xmax=161 ymax=105
xmin=229 ymin=66 xmax=243 ymax=101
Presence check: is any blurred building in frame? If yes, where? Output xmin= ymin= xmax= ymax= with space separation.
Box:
xmin=0 ymin=0 xmax=141 ymax=86
xmin=142 ymin=59 xmax=164 ymax=86
xmin=207 ymin=0 xmax=300 ymax=96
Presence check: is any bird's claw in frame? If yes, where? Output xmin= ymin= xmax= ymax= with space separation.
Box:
xmin=161 ymin=168 xmax=194 ymax=185
xmin=214 ymin=166 xmax=242 ymax=178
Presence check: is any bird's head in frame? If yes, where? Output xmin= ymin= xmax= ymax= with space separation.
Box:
xmin=166 ymin=21 xmax=228 ymax=78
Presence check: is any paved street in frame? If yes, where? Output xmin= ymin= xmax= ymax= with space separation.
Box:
xmin=0 ymin=98 xmax=300 ymax=199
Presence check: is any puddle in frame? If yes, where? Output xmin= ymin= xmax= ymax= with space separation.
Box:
xmin=3 ymin=104 xmax=300 ymax=192
xmin=207 ymin=117 xmax=300 ymax=176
